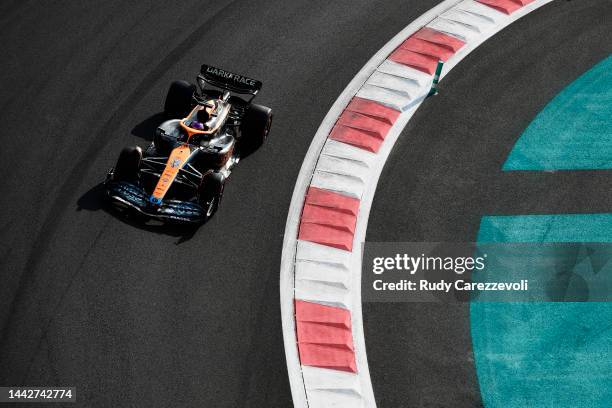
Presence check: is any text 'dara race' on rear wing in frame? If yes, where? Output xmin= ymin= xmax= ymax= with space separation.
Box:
xmin=198 ymin=64 xmax=263 ymax=95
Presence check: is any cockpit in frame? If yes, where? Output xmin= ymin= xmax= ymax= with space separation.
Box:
xmin=186 ymin=101 xmax=215 ymax=130
xmin=180 ymin=97 xmax=230 ymax=140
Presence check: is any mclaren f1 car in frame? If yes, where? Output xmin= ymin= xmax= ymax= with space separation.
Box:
xmin=105 ymin=64 xmax=273 ymax=223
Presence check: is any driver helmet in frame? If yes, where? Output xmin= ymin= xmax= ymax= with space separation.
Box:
xmin=190 ymin=108 xmax=211 ymax=131
xmin=197 ymin=107 xmax=211 ymax=123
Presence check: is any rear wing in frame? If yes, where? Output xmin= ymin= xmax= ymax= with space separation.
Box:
xmin=198 ymin=64 xmax=262 ymax=95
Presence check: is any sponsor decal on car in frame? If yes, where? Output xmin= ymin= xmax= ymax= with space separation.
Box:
xmin=204 ymin=65 xmax=257 ymax=87
xmin=151 ymin=145 xmax=191 ymax=202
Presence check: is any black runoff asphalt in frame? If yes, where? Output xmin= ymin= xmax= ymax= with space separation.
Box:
xmin=0 ymin=1 xmax=441 ymax=407
xmin=364 ymin=1 xmax=612 ymax=407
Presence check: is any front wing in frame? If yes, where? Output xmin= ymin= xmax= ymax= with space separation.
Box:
xmin=106 ymin=181 xmax=206 ymax=223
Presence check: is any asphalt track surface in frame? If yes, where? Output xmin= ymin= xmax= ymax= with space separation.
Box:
xmin=0 ymin=1 xmax=445 ymax=407
xmin=2 ymin=1 xmax=610 ymax=408
xmin=364 ymin=1 xmax=612 ymax=407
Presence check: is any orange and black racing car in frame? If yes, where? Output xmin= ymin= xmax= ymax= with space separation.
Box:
xmin=105 ymin=64 xmax=273 ymax=223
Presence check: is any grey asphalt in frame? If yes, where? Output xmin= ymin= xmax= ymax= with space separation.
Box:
xmin=364 ymin=1 xmax=612 ymax=407
xmin=0 ymin=1 xmax=445 ymax=407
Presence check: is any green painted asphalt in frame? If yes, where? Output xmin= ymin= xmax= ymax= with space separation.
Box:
xmin=472 ymin=216 xmax=612 ymax=408
xmin=504 ymin=55 xmax=612 ymax=171
xmin=474 ymin=55 xmax=612 ymax=407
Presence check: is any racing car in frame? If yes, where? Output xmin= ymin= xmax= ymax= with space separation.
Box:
xmin=105 ymin=64 xmax=273 ymax=223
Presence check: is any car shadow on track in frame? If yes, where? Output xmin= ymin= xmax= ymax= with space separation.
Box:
xmin=131 ymin=112 xmax=166 ymax=141
xmin=76 ymin=183 xmax=199 ymax=244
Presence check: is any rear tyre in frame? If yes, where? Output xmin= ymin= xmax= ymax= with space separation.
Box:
xmin=239 ymin=104 xmax=273 ymax=157
xmin=164 ymin=80 xmax=196 ymax=119
xmin=198 ymin=171 xmax=225 ymax=221
xmin=113 ymin=146 xmax=142 ymax=182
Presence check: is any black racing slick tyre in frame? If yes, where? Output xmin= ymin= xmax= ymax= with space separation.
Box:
xmin=239 ymin=104 xmax=273 ymax=157
xmin=113 ymin=146 xmax=142 ymax=182
xmin=164 ymin=80 xmax=195 ymax=119
xmin=198 ymin=172 xmax=225 ymax=221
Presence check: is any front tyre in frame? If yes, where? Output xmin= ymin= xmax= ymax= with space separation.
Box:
xmin=164 ymin=80 xmax=195 ymax=119
xmin=112 ymin=146 xmax=142 ymax=182
xmin=198 ymin=171 xmax=225 ymax=221
xmin=239 ymin=104 xmax=273 ymax=157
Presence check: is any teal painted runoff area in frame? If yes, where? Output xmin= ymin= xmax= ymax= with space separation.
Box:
xmin=472 ymin=215 xmax=612 ymax=408
xmin=473 ymin=57 xmax=612 ymax=407
xmin=504 ymin=55 xmax=612 ymax=170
